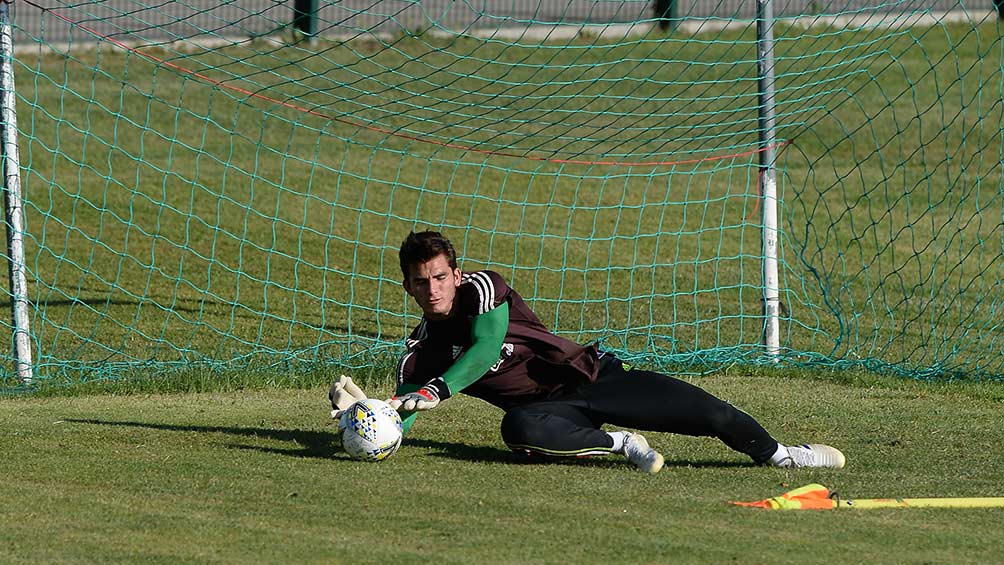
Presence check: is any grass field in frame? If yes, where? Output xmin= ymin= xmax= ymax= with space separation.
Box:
xmin=2 ymin=10 xmax=1003 ymax=564
xmin=3 ymin=369 xmax=1003 ymax=563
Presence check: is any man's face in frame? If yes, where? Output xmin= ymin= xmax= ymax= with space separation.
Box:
xmin=403 ymin=254 xmax=461 ymax=320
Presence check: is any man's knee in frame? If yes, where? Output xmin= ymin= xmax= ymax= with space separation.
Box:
xmin=703 ymin=398 xmax=742 ymax=434
xmin=500 ymin=406 xmax=543 ymax=447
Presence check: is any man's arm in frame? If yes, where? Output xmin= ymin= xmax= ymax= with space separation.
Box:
xmin=441 ymin=300 xmax=509 ymax=392
xmin=391 ymin=301 xmax=510 ymax=429
xmin=392 ymin=382 xmax=422 ymax=435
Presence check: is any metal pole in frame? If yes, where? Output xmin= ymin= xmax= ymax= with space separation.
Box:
xmin=654 ymin=0 xmax=678 ymax=31
xmin=293 ymin=0 xmax=319 ymax=45
xmin=0 ymin=0 xmax=33 ymax=384
xmin=757 ymin=0 xmax=780 ymax=360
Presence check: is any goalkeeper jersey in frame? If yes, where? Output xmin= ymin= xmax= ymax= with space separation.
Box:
xmin=396 ymin=270 xmax=601 ymax=410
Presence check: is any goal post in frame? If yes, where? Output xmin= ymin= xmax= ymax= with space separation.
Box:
xmin=0 ymin=0 xmax=31 ymax=384
xmin=756 ymin=0 xmax=780 ymax=360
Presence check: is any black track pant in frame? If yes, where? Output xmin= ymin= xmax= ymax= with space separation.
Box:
xmin=499 ymin=358 xmax=780 ymax=464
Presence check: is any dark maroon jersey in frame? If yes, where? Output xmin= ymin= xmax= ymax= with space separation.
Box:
xmin=396 ymin=270 xmax=601 ymax=410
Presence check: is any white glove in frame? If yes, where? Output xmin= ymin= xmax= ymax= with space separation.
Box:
xmin=329 ymin=375 xmax=367 ymax=420
xmin=387 ymin=385 xmax=441 ymax=412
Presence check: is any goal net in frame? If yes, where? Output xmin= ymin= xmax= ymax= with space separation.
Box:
xmin=3 ymin=0 xmax=1002 ymax=386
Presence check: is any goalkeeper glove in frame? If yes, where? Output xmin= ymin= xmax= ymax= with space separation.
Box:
xmin=329 ymin=375 xmax=368 ymax=420
xmin=387 ymin=378 xmax=449 ymax=412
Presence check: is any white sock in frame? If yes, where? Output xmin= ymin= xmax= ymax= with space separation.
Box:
xmin=608 ymin=431 xmax=627 ymax=453
xmin=767 ymin=443 xmax=791 ymax=466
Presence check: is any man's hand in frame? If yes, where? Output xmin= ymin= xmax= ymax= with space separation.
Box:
xmin=329 ymin=375 xmax=367 ymax=420
xmin=387 ymin=386 xmax=440 ymax=412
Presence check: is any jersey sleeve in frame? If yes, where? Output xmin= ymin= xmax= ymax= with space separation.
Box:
xmin=393 ymin=381 xmax=421 ymax=435
xmin=393 ymin=270 xmax=513 ymax=433
xmin=458 ymin=270 xmax=510 ymax=316
xmin=437 ymin=300 xmax=508 ymax=395
xmin=395 ymin=326 xmax=426 ymax=388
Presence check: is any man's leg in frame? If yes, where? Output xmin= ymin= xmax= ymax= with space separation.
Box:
xmin=500 ymin=400 xmax=613 ymax=457
xmin=582 ymin=361 xmax=780 ymax=463
xmin=582 ymin=360 xmax=844 ymax=467
xmin=499 ymin=400 xmax=665 ymax=472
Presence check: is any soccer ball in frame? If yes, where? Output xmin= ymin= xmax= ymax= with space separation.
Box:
xmin=339 ymin=398 xmax=403 ymax=461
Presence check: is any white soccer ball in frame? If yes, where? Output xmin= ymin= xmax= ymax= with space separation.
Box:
xmin=339 ymin=398 xmax=403 ymax=461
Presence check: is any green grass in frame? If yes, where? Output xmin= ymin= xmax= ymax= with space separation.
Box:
xmin=3 ymin=369 xmax=1003 ymax=563
xmin=3 ymin=12 xmax=1002 ymax=564
xmin=2 ymin=10 xmax=1002 ymax=564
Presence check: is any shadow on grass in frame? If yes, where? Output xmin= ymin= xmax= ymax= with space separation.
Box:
xmin=403 ymin=437 xmax=520 ymax=463
xmin=404 ymin=437 xmax=753 ymax=469
xmin=64 ymin=418 xmax=340 ymax=459
xmin=64 ymin=419 xmax=757 ymax=469
xmin=661 ymin=458 xmax=752 ymax=469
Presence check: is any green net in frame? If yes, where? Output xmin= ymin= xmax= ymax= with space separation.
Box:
xmin=2 ymin=0 xmax=1002 ymax=386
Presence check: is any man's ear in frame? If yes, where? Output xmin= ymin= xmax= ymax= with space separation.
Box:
xmin=452 ymin=268 xmax=462 ymax=286
xmin=402 ymin=278 xmax=413 ymax=296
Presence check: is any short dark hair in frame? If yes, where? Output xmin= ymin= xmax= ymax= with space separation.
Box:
xmin=399 ymin=231 xmax=458 ymax=278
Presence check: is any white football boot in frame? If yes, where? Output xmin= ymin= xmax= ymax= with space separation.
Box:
xmin=622 ymin=433 xmax=665 ymax=474
xmin=777 ymin=444 xmax=846 ymax=469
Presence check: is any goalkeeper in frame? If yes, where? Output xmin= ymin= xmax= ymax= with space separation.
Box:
xmin=331 ymin=230 xmax=845 ymax=473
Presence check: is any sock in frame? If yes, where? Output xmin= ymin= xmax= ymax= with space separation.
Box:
xmin=608 ymin=431 xmax=627 ymax=453
xmin=767 ymin=443 xmax=790 ymax=466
